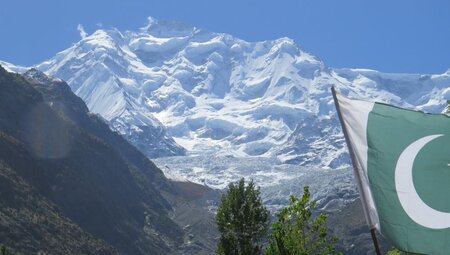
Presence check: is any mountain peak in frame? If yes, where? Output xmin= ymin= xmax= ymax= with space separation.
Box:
xmin=80 ymin=29 xmax=123 ymax=50
xmin=24 ymin=68 xmax=62 ymax=84
xmin=0 ymin=60 xmax=28 ymax=73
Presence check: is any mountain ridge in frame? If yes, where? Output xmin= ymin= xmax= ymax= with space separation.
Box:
xmin=2 ymin=17 xmax=449 ymax=172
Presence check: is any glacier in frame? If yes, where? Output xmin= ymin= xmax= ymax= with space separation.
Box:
xmin=152 ymin=154 xmax=358 ymax=212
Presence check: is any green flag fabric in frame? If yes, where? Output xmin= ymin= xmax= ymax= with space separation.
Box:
xmin=334 ymin=90 xmax=450 ymax=255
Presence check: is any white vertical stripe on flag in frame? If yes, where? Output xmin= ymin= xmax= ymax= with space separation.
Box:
xmin=335 ymin=92 xmax=380 ymax=230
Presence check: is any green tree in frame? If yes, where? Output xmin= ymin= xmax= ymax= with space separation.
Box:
xmin=387 ymin=247 xmax=403 ymax=255
xmin=266 ymin=186 xmax=339 ymax=255
xmin=216 ymin=178 xmax=270 ymax=255
xmin=0 ymin=245 xmax=12 ymax=255
xmin=386 ymin=247 xmax=420 ymax=255
xmin=446 ymin=100 xmax=450 ymax=114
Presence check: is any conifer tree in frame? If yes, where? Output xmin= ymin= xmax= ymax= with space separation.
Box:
xmin=216 ymin=178 xmax=269 ymax=255
xmin=0 ymin=245 xmax=11 ymax=255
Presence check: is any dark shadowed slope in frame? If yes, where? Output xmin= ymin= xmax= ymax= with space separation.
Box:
xmin=0 ymin=65 xmax=185 ymax=254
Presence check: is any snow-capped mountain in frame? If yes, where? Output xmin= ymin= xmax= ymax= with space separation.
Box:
xmin=36 ymin=22 xmax=187 ymax=158
xmin=10 ymin=17 xmax=450 ymax=168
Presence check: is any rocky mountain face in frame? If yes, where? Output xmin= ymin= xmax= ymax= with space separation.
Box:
xmin=0 ymin=66 xmax=218 ymax=254
xmin=33 ymin=17 xmax=450 ymax=169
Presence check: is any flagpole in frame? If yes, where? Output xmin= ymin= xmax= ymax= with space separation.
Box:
xmin=331 ymin=86 xmax=381 ymax=255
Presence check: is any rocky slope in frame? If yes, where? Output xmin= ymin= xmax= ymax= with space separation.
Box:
xmin=0 ymin=65 xmax=219 ymax=254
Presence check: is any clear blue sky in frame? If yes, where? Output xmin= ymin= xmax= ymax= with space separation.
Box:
xmin=1 ymin=0 xmax=449 ymax=73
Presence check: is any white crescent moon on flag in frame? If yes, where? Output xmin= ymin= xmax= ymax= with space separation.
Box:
xmin=395 ymin=134 xmax=450 ymax=229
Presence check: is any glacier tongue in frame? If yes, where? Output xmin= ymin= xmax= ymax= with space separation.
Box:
xmin=34 ymin=17 xmax=450 ymax=169
xmin=152 ymin=154 xmax=358 ymax=212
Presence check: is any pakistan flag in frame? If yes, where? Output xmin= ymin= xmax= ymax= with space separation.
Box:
xmin=333 ymin=88 xmax=450 ymax=255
